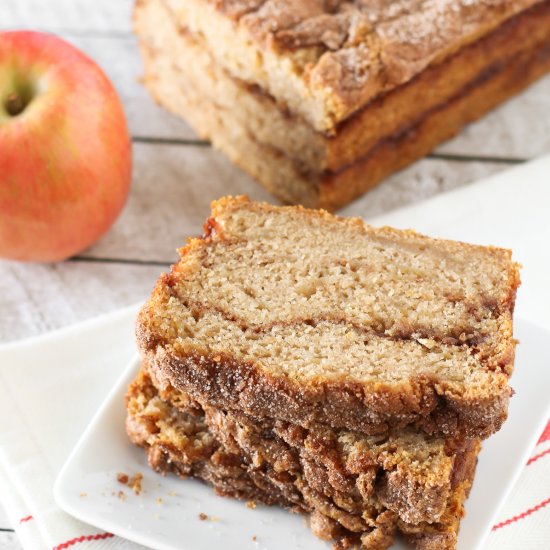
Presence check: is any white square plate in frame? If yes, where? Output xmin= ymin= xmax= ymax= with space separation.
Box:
xmin=52 ymin=155 xmax=550 ymax=548
xmin=54 ymin=318 xmax=550 ymax=550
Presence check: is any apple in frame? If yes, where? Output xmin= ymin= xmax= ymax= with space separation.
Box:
xmin=0 ymin=31 xmax=132 ymax=262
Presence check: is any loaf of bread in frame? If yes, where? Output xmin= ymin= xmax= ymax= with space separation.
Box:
xmin=134 ymin=0 xmax=550 ymax=207
xmin=137 ymin=196 xmax=520 ymax=439
xmin=127 ymin=366 xmax=480 ymax=550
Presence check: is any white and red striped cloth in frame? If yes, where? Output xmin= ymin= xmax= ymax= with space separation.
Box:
xmin=3 ymin=417 xmax=549 ymax=550
xmin=0 ymin=308 xmax=548 ymax=550
xmin=485 ymin=422 xmax=550 ymax=550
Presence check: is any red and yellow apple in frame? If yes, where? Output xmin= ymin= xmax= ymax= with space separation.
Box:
xmin=0 ymin=31 xmax=132 ymax=262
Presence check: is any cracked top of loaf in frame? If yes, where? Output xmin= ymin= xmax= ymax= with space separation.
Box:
xmin=158 ymin=0 xmax=540 ymax=132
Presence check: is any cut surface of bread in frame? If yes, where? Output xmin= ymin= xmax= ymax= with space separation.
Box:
xmin=126 ymin=367 xmax=480 ymax=550
xmin=137 ymin=196 xmax=520 ymax=438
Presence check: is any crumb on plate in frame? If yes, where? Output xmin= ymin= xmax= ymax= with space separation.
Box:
xmin=129 ymin=473 xmax=143 ymax=495
xmin=117 ymin=472 xmax=129 ymax=485
xmin=116 ymin=471 xmax=143 ymax=495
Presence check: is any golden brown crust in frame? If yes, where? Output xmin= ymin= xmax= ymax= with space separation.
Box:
xmin=399 ymin=440 xmax=481 ymax=549
xmin=137 ymin=0 xmax=550 ymax=173
xmin=126 ymin=367 xmax=392 ymax=549
xmin=323 ymin=0 xmax=550 ymax=168
xmin=178 ymin=389 xmax=469 ymax=524
xmin=317 ymin=30 xmax=550 ymax=209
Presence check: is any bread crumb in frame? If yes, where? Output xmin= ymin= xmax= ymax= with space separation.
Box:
xmin=198 ymin=512 xmax=208 ymax=521
xmin=210 ymin=515 xmax=220 ymax=522
xmin=252 ymin=535 xmax=257 ymax=541
xmin=79 ymin=492 xmax=87 ymax=498
xmin=168 ymin=491 xmax=178 ymax=496
xmin=117 ymin=473 xmax=129 ymax=485
xmin=116 ymin=472 xmax=143 ymax=495
xmin=129 ymin=473 xmax=143 ymax=495
xmin=118 ymin=490 xmax=126 ymax=501
xmin=156 ymin=497 xmax=163 ymax=505
xmin=246 ymin=501 xmax=257 ymax=509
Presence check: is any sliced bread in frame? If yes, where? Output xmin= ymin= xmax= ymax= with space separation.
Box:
xmin=137 ymin=196 xmax=520 ymax=438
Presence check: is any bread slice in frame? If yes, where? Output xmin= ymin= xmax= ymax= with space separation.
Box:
xmin=145 ymin=360 xmax=475 ymax=525
xmin=137 ymin=196 xmax=520 ymax=438
xmin=127 ymin=366 xmax=480 ymax=550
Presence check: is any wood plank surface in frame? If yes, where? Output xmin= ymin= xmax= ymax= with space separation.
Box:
xmin=82 ymin=145 xmax=511 ymax=263
xmin=0 ymin=260 xmax=162 ymax=342
xmin=2 ymin=0 xmax=133 ymax=34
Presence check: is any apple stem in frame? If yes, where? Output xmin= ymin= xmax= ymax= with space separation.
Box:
xmin=5 ymin=93 xmax=25 ymax=117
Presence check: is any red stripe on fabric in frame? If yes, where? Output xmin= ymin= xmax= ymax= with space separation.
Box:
xmin=537 ymin=420 xmax=550 ymax=444
xmin=492 ymin=497 xmax=550 ymax=531
xmin=19 ymin=515 xmax=33 ymax=523
xmin=52 ymin=532 xmax=115 ymax=549
xmin=527 ymin=447 xmax=550 ymax=466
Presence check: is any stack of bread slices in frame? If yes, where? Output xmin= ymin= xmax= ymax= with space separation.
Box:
xmin=127 ymin=196 xmax=521 ymax=549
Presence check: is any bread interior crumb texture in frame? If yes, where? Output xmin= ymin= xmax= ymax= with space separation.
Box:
xmin=148 ymin=198 xmax=519 ymax=392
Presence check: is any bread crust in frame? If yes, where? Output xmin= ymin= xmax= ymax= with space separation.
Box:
xmin=137 ymin=0 xmax=550 ymax=173
xmin=140 ymin=321 xmax=510 ymax=440
xmin=142 ymin=360 xmax=458 ymax=519
xmin=399 ymin=439 xmax=481 ymax=550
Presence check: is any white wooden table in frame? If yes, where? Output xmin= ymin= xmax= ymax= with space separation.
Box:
xmin=1 ymin=1 xmax=550 ymax=547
